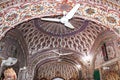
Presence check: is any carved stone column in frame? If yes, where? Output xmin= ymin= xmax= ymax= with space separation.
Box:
xmin=18 ymin=70 xmax=27 ymax=80
xmin=27 ymin=66 xmax=35 ymax=80
xmin=86 ymin=65 xmax=94 ymax=80
xmin=18 ymin=66 xmax=34 ymax=80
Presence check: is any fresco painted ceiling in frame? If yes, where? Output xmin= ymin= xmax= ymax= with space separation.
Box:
xmin=0 ymin=0 xmax=119 ymax=40
xmin=0 ymin=0 xmax=120 ymax=5
xmin=0 ymin=1 xmax=119 ymax=78
xmin=16 ymin=17 xmax=107 ymax=55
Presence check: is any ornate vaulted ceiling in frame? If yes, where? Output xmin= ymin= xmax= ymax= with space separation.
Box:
xmin=0 ymin=0 xmax=120 ymax=39
xmin=0 ymin=0 xmax=119 ymax=80
xmin=0 ymin=0 xmax=119 ymax=68
xmin=16 ymin=18 xmax=107 ymax=56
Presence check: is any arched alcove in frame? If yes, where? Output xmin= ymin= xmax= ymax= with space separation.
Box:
xmin=0 ymin=28 xmax=28 ymax=79
xmin=34 ymin=60 xmax=79 ymax=80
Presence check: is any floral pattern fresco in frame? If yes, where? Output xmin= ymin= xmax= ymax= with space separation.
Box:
xmin=0 ymin=0 xmax=119 ymax=39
